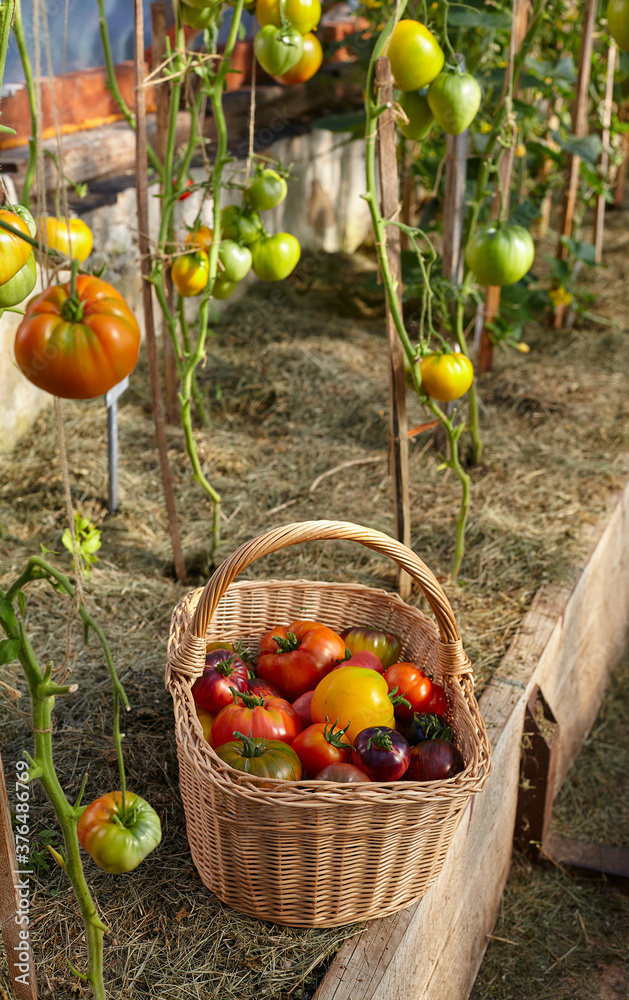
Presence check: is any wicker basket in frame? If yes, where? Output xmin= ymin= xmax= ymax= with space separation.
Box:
xmin=166 ymin=520 xmax=492 ymax=928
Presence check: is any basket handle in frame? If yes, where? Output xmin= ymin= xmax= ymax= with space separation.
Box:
xmin=169 ymin=520 xmax=472 ymax=681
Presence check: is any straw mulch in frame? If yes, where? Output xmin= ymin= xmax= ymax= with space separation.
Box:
xmin=1 ymin=206 xmax=628 ymax=998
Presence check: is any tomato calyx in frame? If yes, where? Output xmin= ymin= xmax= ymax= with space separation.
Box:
xmin=387 ymin=685 xmax=412 ymax=710
xmin=212 ymin=652 xmax=244 ymax=677
xmin=413 ymin=712 xmax=452 ymax=742
xmin=323 ymin=716 xmax=352 ymax=749
xmin=61 ymin=259 xmax=86 ymax=322
xmin=271 ymin=630 xmax=300 ymax=653
xmin=233 ymin=729 xmax=269 ymax=757
xmin=230 ymin=687 xmax=266 ymax=708
xmin=365 ymin=728 xmax=395 ymax=752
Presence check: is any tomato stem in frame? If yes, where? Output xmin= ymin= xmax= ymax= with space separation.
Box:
xmin=272 ymin=630 xmax=300 ymax=653
xmin=233 ymin=730 xmax=267 ymax=757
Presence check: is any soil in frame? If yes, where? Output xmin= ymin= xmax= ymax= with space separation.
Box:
xmin=1 ymin=204 xmax=629 ymax=998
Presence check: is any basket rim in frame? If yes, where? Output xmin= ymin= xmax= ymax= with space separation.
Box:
xmin=167 ymin=577 xmax=492 ymax=799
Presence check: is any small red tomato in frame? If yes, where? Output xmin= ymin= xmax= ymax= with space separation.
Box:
xmin=406 ymin=739 xmax=465 ymax=781
xmin=192 ymin=649 xmax=249 ymax=714
xmin=292 ymin=690 xmax=315 ymax=728
xmin=351 ymin=726 xmax=410 ymax=782
xmin=291 ymin=719 xmax=352 ymax=778
xmin=384 ymin=662 xmax=434 ymax=721
xmin=174 ymin=177 xmax=193 ymax=200
xmin=332 ymin=651 xmax=384 ymax=673
xmin=316 ymin=763 xmax=371 ymax=783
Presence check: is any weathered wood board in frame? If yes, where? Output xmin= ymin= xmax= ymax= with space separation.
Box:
xmin=315 ymin=481 xmax=629 ymax=1000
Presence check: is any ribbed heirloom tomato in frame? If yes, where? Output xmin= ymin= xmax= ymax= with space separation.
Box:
xmin=77 ymin=791 xmax=161 ymax=874
xmin=210 ymin=690 xmax=302 ymax=747
xmin=387 ymin=20 xmax=444 ymax=91
xmin=419 ymin=352 xmax=474 ymax=402
xmin=214 ymin=732 xmax=303 ymax=781
xmin=257 ymin=619 xmax=347 ymax=700
xmin=340 ymin=626 xmax=402 ymax=669
xmin=15 ymin=274 xmax=141 ymax=399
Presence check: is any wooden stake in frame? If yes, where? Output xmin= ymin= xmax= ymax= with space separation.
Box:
xmin=478 ymin=0 xmax=528 ymax=372
xmin=400 ymin=140 xmax=414 ymax=252
xmin=554 ymin=0 xmax=597 ymax=327
xmin=134 ymin=0 xmax=188 ymax=584
xmin=0 ymin=754 xmax=38 ymax=1000
xmin=375 ymin=56 xmax=411 ymax=600
xmin=151 ymin=2 xmax=179 ymax=425
xmin=593 ymin=41 xmax=617 ymax=262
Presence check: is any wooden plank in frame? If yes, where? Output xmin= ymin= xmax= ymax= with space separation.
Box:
xmin=375 ymin=57 xmax=411 ymax=600
xmin=316 ymin=480 xmax=629 ymax=1000
xmin=554 ymin=0 xmax=597 ymax=327
xmin=151 ymin=1 xmax=179 ymax=426
xmin=134 ymin=0 xmax=187 ymax=585
xmin=593 ymin=41 xmax=616 ymax=262
xmin=0 ymin=753 xmax=38 ymax=1000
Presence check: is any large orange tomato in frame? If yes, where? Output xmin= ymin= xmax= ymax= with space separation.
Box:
xmin=14 ymin=274 xmax=141 ymax=399
xmin=37 ymin=216 xmax=93 ymax=262
xmin=0 ymin=209 xmax=32 ymax=285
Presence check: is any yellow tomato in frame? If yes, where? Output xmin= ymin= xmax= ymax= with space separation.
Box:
xmin=38 ymin=216 xmax=93 ymax=262
xmin=186 ymin=225 xmax=214 ymax=251
xmin=0 ymin=209 xmax=32 ymax=285
xmin=171 ymin=251 xmax=210 ymax=297
xmin=386 ymin=20 xmax=444 ymax=92
xmin=311 ymin=666 xmax=395 ymax=743
xmin=419 ymin=352 xmax=474 ymax=402
xmin=256 ymin=0 xmax=321 ymax=34
xmin=195 ymin=705 xmax=215 ymax=743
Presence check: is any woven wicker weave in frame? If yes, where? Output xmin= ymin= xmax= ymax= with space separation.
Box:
xmin=166 ymin=520 xmax=491 ymax=927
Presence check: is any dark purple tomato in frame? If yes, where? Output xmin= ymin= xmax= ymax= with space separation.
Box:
xmin=192 ymin=649 xmax=248 ymax=714
xmin=396 ymin=712 xmax=453 ymax=747
xmin=340 ymin=627 xmax=402 ymax=669
xmin=247 ymin=676 xmax=283 ymax=699
xmin=350 ymin=726 xmax=410 ymax=782
xmin=406 ymin=739 xmax=465 ymax=781
xmin=315 ymin=763 xmax=371 ymax=783
xmin=292 ymin=689 xmax=315 ymax=728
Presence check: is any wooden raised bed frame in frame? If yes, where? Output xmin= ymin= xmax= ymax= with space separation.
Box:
xmin=314 ymin=480 xmax=629 ymax=1000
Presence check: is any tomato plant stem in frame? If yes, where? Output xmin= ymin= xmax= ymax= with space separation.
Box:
xmin=0 ymin=0 xmax=14 ymax=94
xmin=9 ymin=0 xmax=39 ymax=207
xmin=1 ymin=555 xmax=132 ymax=999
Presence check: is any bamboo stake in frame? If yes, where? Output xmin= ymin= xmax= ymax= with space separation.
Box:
xmin=593 ymin=41 xmax=617 ymax=262
xmin=375 ymin=56 xmax=411 ymax=599
xmin=151 ymin=2 xmax=179 ymax=424
xmin=134 ymin=0 xmax=187 ymax=583
xmin=478 ymin=0 xmax=528 ymax=372
xmin=554 ymin=0 xmax=597 ymax=327
xmin=0 ymin=753 xmax=38 ymax=1000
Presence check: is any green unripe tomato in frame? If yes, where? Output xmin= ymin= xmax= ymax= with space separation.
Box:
xmin=465 ymin=223 xmax=535 ymax=287
xmin=245 ymin=169 xmax=288 ymax=211
xmin=427 ymin=71 xmax=482 ymax=135
xmin=218 ymin=240 xmax=253 ymax=283
xmin=397 ymin=90 xmax=434 ymax=141
xmin=0 ymin=253 xmax=37 ymax=308
xmin=180 ymin=1 xmax=218 ymax=28
xmin=213 ymin=276 xmax=239 ymax=300
xmin=251 ymin=233 xmax=301 ymax=281
xmin=387 ymin=20 xmax=444 ymax=91
xmin=221 ymin=205 xmax=263 ymax=245
xmin=607 ymin=0 xmax=629 ymax=49
xmin=254 ymin=24 xmax=304 ymax=77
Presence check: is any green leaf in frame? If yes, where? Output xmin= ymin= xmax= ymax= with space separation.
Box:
xmin=0 ymin=597 xmax=17 ymax=630
xmin=448 ymin=4 xmax=512 ymax=29
xmin=0 ymin=638 xmax=21 ymax=665
xmin=509 ymin=199 xmax=541 ymax=227
xmin=560 ymin=236 xmax=600 ymax=266
xmin=551 ymin=130 xmax=602 ymax=166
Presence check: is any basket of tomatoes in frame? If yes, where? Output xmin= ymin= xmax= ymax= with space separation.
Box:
xmin=166 ymin=520 xmax=491 ymax=927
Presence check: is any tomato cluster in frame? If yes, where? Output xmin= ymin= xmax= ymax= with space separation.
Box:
xmin=192 ymin=619 xmax=466 ymax=784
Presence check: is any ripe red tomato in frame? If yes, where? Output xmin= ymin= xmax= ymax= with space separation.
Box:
xmin=350 ymin=727 xmax=410 ymax=781
xmin=210 ymin=691 xmax=302 ymax=748
xmin=406 ymin=739 xmax=465 ymax=781
xmin=332 ymin=651 xmax=384 ymax=673
xmin=292 ymin=689 xmax=315 ymax=728
xmin=291 ymin=719 xmax=352 ymax=778
xmin=192 ymin=649 xmax=249 ymax=714
xmin=384 ymin=662 xmax=433 ymax=721
xmin=424 ymin=682 xmax=447 ymax=715
xmin=14 ymin=274 xmax=141 ymax=400
xmin=419 ymin=352 xmax=474 ymax=402
xmin=257 ymin=619 xmax=347 ymax=700
xmin=275 ymin=32 xmax=322 ymax=84
xmin=247 ymin=676 xmax=283 ymax=699
xmin=315 ymin=762 xmax=371 ymax=782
